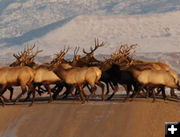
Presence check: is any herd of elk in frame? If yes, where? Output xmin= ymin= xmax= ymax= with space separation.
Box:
xmin=0 ymin=39 xmax=179 ymax=106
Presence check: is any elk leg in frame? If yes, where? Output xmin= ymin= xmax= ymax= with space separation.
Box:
xmin=87 ymin=86 xmax=97 ymax=101
xmin=24 ymin=83 xmax=40 ymax=102
xmin=0 ymin=87 xmax=10 ymax=103
xmin=28 ymin=84 xmax=35 ymax=107
xmin=105 ymin=82 xmax=110 ymax=95
xmin=170 ymin=88 xmax=177 ymax=97
xmin=7 ymin=87 xmax=14 ymax=101
xmin=96 ymin=81 xmax=105 ymax=101
xmin=83 ymin=84 xmax=91 ymax=94
xmin=64 ymin=85 xmax=79 ymax=100
xmin=131 ymin=85 xmax=142 ymax=101
xmin=15 ymin=84 xmax=27 ymax=104
xmin=53 ymin=83 xmax=64 ymax=99
xmin=161 ymin=87 xmax=167 ymax=100
xmin=140 ymin=87 xmax=148 ymax=97
xmin=109 ymin=81 xmax=115 ymax=90
xmin=74 ymin=88 xmax=79 ymax=96
xmin=124 ymin=84 xmax=132 ymax=102
xmin=106 ymin=85 xmax=119 ymax=100
xmin=106 ymin=81 xmax=119 ymax=100
xmin=0 ymin=85 xmax=7 ymax=106
xmin=44 ymin=84 xmax=53 ymax=103
xmin=2 ymin=95 xmax=10 ymax=103
xmin=0 ymin=85 xmax=7 ymax=96
xmin=152 ymin=88 xmax=156 ymax=103
xmin=37 ymin=85 xmax=46 ymax=95
xmin=29 ymin=89 xmax=35 ymax=107
xmin=51 ymin=85 xmax=58 ymax=93
xmin=155 ymin=88 xmax=162 ymax=96
xmin=24 ymin=91 xmax=31 ymax=102
xmin=1 ymin=95 xmax=10 ymax=103
xmin=0 ymin=96 xmax=5 ymax=107
xmin=78 ymin=85 xmax=85 ymax=103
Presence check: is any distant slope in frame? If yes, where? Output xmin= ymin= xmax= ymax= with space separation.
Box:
xmin=30 ymin=11 xmax=180 ymax=55
xmin=1 ymin=0 xmax=180 ymax=39
xmin=0 ymin=0 xmax=180 ymax=56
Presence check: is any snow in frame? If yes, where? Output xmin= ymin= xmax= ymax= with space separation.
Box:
xmin=29 ymin=11 xmax=180 ymax=55
xmin=0 ymin=0 xmax=180 ymax=56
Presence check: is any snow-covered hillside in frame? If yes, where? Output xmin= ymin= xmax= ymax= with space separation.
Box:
xmin=1 ymin=11 xmax=179 ymax=56
xmin=33 ymin=11 xmax=180 ymax=55
xmin=0 ymin=0 xmax=180 ymax=56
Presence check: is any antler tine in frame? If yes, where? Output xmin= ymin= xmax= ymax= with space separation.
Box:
xmin=13 ymin=54 xmax=19 ymax=59
xmin=74 ymin=47 xmax=77 ymax=56
xmin=32 ymin=47 xmax=43 ymax=58
xmin=65 ymin=46 xmax=70 ymax=53
xmin=130 ymin=50 xmax=136 ymax=60
xmin=62 ymin=46 xmax=70 ymax=57
xmin=89 ymin=38 xmax=105 ymax=53
xmin=57 ymin=46 xmax=70 ymax=59
xmin=29 ymin=44 xmax=36 ymax=53
xmin=83 ymin=48 xmax=88 ymax=54
xmin=74 ymin=46 xmax=80 ymax=57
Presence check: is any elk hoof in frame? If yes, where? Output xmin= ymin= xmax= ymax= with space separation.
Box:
xmin=123 ymin=98 xmax=128 ymax=102
xmin=48 ymin=100 xmax=53 ymax=103
xmin=81 ymin=101 xmax=85 ymax=104
xmin=152 ymin=100 xmax=155 ymax=103
xmin=106 ymin=97 xmax=111 ymax=101
xmin=29 ymin=103 xmax=33 ymax=107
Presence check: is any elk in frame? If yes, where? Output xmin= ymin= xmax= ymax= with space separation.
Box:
xmin=73 ymin=40 xmax=119 ymax=97
xmin=10 ymin=45 xmax=71 ymax=102
xmin=0 ymin=66 xmax=35 ymax=106
xmin=129 ymin=59 xmax=177 ymax=97
xmin=53 ymin=41 xmax=107 ymax=100
xmin=50 ymin=56 xmax=105 ymax=103
xmin=100 ymin=44 xmax=137 ymax=99
xmin=126 ymin=66 xmax=180 ymax=102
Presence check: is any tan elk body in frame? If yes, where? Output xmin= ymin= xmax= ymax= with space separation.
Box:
xmin=52 ymin=64 xmax=105 ymax=103
xmin=0 ymin=66 xmax=35 ymax=105
xmin=0 ymin=66 xmax=35 ymax=85
xmin=128 ymin=66 xmax=180 ymax=102
xmin=132 ymin=69 xmax=179 ymax=88
xmin=132 ymin=60 xmax=170 ymax=71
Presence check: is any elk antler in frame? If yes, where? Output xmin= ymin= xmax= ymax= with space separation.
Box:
xmin=12 ymin=43 xmax=43 ymax=66
xmin=29 ymin=46 xmax=43 ymax=59
xmin=83 ymin=38 xmax=105 ymax=55
xmin=53 ymin=46 xmax=70 ymax=62
xmin=13 ymin=43 xmax=32 ymax=59
xmin=74 ymin=46 xmax=80 ymax=57
xmin=110 ymin=44 xmax=137 ymax=65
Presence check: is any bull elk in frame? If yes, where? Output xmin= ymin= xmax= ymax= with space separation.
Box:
xmin=0 ymin=66 xmax=35 ymax=106
xmin=80 ymin=38 xmax=104 ymax=66
xmin=126 ymin=66 xmax=180 ymax=102
xmin=10 ymin=44 xmax=71 ymax=102
xmin=50 ymin=57 xmax=105 ymax=103
xmin=129 ymin=59 xmax=177 ymax=97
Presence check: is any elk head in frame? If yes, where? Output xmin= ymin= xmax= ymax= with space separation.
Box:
xmin=10 ymin=43 xmax=43 ymax=67
xmin=50 ymin=46 xmax=70 ymax=68
xmin=111 ymin=44 xmax=137 ymax=66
